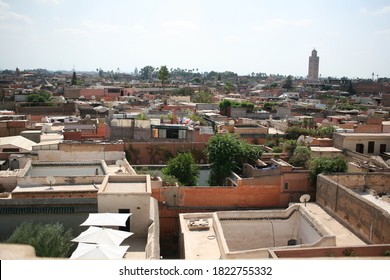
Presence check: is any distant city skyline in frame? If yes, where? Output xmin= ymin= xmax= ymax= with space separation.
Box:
xmin=1 ymin=0 xmax=390 ymax=79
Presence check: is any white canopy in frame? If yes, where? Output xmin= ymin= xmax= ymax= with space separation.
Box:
xmin=80 ymin=213 xmax=131 ymax=227
xmin=70 ymin=243 xmax=129 ymax=260
xmin=72 ymin=226 xmax=133 ymax=246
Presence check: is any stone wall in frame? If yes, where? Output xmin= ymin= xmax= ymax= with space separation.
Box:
xmin=316 ymin=173 xmax=390 ymax=244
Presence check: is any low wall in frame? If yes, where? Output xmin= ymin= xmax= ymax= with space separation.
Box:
xmin=316 ymin=173 xmax=390 ymax=244
xmin=145 ymin=198 xmax=160 ymax=259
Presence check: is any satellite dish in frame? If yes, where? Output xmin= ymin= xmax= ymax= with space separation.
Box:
xmin=116 ymin=159 xmax=124 ymax=172
xmin=305 ymin=136 xmax=314 ymax=144
xmin=91 ymin=95 xmax=96 ymax=100
xmin=45 ymin=176 xmax=56 ymax=190
xmin=297 ymin=135 xmax=305 ymax=143
xmin=228 ymin=120 xmax=234 ymax=125
xmin=299 ymin=194 xmax=310 ymax=207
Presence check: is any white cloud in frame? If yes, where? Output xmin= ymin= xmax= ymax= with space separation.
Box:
xmin=372 ymin=5 xmax=390 ymax=15
xmin=0 ymin=11 xmax=32 ymax=23
xmin=0 ymin=0 xmax=31 ymax=23
xmin=34 ymin=0 xmax=61 ymax=5
xmin=375 ymin=29 xmax=390 ymax=35
xmin=81 ymin=20 xmax=148 ymax=35
xmin=56 ymin=27 xmax=90 ymax=36
xmin=224 ymin=35 xmax=240 ymax=43
xmin=0 ymin=0 xmax=10 ymax=10
xmin=253 ymin=18 xmax=311 ymax=32
xmin=161 ymin=20 xmax=200 ymax=32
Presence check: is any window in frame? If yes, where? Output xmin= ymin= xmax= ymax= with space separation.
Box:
xmin=284 ymin=182 xmax=288 ymax=190
xmin=368 ymin=141 xmax=375 ymax=153
xmin=356 ymin=143 xmax=364 ymax=153
xmin=380 ymin=144 xmax=387 ymax=154
xmin=166 ymin=129 xmax=179 ymax=139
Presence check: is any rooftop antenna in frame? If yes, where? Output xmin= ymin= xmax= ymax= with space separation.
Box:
xmin=299 ymin=194 xmax=311 ymax=207
xmin=45 ymin=176 xmax=56 ymax=190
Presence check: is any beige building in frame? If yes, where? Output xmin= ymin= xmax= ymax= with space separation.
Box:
xmin=333 ymin=132 xmax=390 ymax=155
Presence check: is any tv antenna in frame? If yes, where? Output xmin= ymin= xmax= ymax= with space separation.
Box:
xmin=299 ymin=194 xmax=310 ymax=207
xmin=45 ymin=176 xmax=56 ymax=190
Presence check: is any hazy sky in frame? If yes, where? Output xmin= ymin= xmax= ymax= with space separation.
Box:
xmin=1 ymin=0 xmax=389 ymax=78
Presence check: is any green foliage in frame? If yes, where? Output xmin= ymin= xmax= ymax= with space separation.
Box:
xmin=309 ymin=155 xmax=348 ymax=185
xmin=172 ymin=87 xmax=194 ymax=96
xmin=218 ymin=100 xmax=255 ymax=115
xmin=158 ymin=65 xmax=170 ymax=88
xmin=136 ymin=112 xmax=148 ymax=120
xmin=161 ymin=173 xmax=179 ymax=186
xmin=140 ymin=65 xmax=155 ymax=80
xmin=342 ymin=248 xmax=356 ymax=257
xmin=27 ymin=91 xmax=52 ymax=103
xmin=272 ymin=146 xmax=283 ymax=153
xmin=6 ymin=221 xmax=73 ymax=258
xmin=192 ymin=90 xmax=213 ymax=103
xmin=282 ymin=140 xmax=298 ymax=157
xmin=162 ymin=152 xmax=199 ymax=186
xmin=316 ymin=126 xmax=336 ymax=138
xmin=263 ymin=101 xmax=279 ymax=112
xmin=224 ymin=80 xmax=235 ymax=93
xmin=205 ymin=133 xmax=262 ymax=186
xmin=289 ymin=145 xmax=312 ymax=169
xmin=282 ymin=75 xmax=293 ymax=90
xmin=285 ymin=126 xmax=313 ymax=140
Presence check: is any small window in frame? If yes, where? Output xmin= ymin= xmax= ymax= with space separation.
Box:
xmin=284 ymin=182 xmax=288 ymax=190
xmin=356 ymin=143 xmax=364 ymax=153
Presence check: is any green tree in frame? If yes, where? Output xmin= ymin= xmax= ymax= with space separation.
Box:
xmin=205 ymin=133 xmax=262 ymax=186
xmin=289 ymin=145 xmax=312 ymax=169
xmin=192 ymin=90 xmax=213 ymax=103
xmin=140 ymin=65 xmax=155 ymax=80
xmin=27 ymin=91 xmax=52 ymax=103
xmin=224 ymin=80 xmax=235 ymax=93
xmin=6 ymin=221 xmax=73 ymax=258
xmin=162 ymin=152 xmax=199 ymax=186
xmin=285 ymin=126 xmax=313 ymax=140
xmin=282 ymin=139 xmax=298 ymax=157
xmin=282 ymin=75 xmax=293 ymax=90
xmin=71 ymin=71 xmax=77 ymax=85
xmin=317 ymin=126 xmax=336 ymax=138
xmin=158 ymin=65 xmax=169 ymax=91
xmin=309 ymin=155 xmax=348 ymax=185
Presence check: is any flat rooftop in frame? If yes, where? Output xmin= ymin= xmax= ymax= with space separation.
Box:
xmin=353 ymin=190 xmax=390 ymax=214
xmin=310 ymin=147 xmax=342 ymax=152
xmin=302 ymin=203 xmax=366 ymax=246
xmin=104 ymin=182 xmax=147 ymax=193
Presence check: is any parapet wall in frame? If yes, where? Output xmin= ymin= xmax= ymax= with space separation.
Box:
xmin=316 ymin=173 xmax=390 ymax=244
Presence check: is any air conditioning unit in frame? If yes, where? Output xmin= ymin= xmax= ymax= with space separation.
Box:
xmin=187 ymin=218 xmax=210 ymax=231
